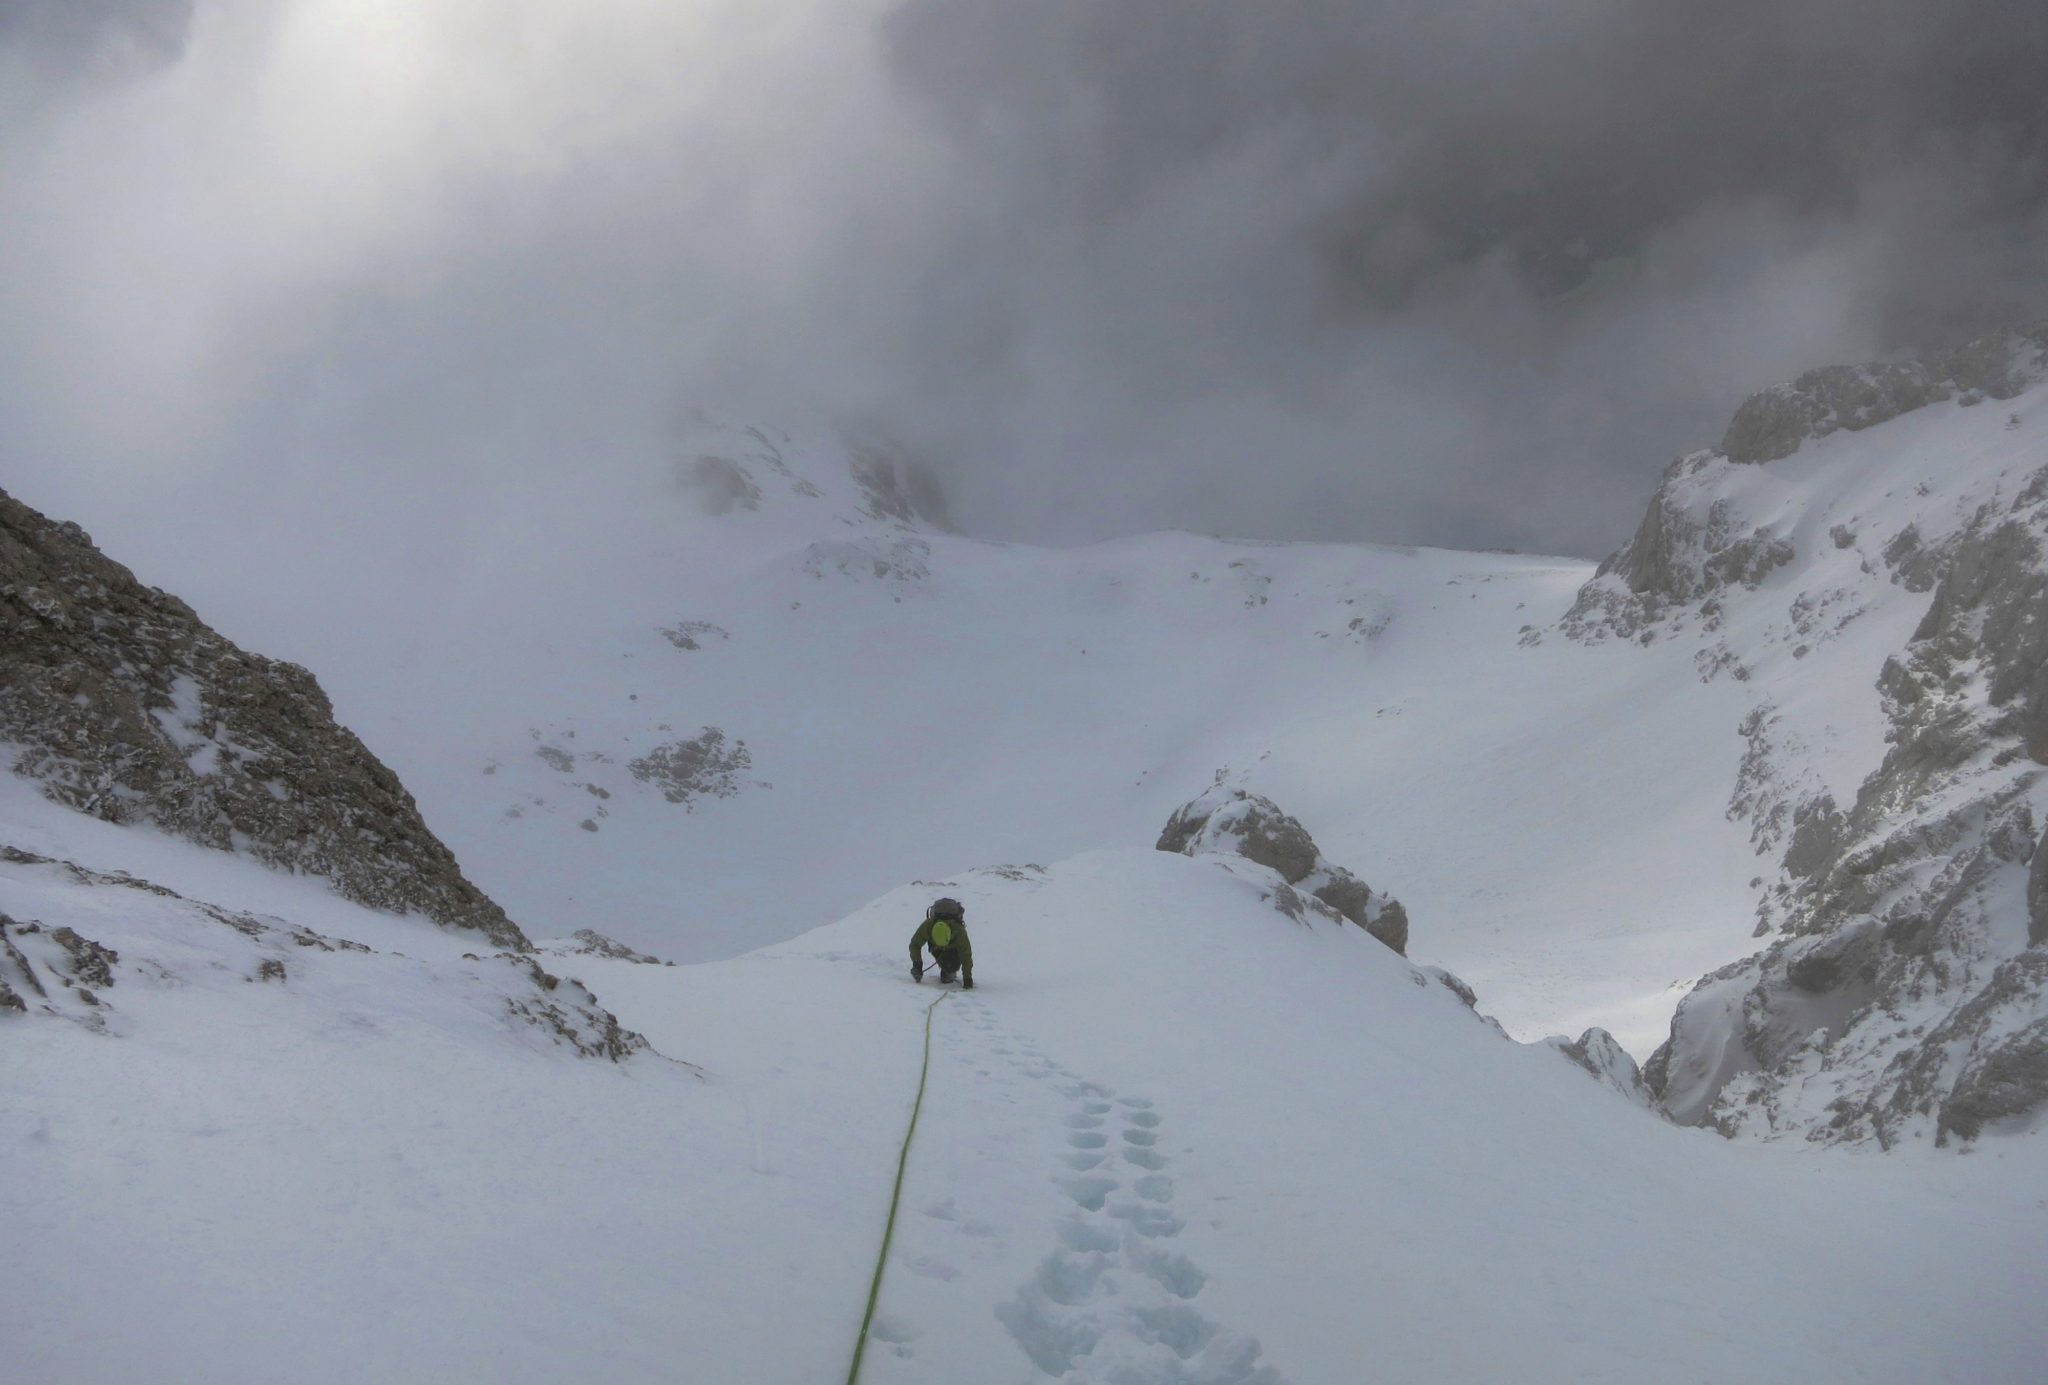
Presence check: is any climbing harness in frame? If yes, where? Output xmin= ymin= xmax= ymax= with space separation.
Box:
xmin=844 ymin=988 xmax=950 ymax=1385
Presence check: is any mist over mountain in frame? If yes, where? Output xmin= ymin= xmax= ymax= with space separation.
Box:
xmin=0 ymin=0 xmax=190 ymax=79
xmin=7 ymin=14 xmax=2048 ymax=1374
xmin=7 ymin=334 xmax=2048 ymax=1381
xmin=3 ymin=0 xmax=2046 ymax=634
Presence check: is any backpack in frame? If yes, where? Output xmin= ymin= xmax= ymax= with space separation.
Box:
xmin=928 ymin=897 xmax=964 ymax=950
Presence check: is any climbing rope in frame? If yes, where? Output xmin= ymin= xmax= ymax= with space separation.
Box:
xmin=844 ymin=988 xmax=950 ymax=1385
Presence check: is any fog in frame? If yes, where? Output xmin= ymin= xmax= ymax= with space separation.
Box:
xmin=3 ymin=0 xmax=2044 ymax=634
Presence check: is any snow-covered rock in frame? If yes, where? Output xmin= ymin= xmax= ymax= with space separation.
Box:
xmin=1542 ymin=1026 xmax=1663 ymax=1114
xmin=1566 ymin=328 xmax=2048 ymax=1145
xmin=0 ymin=838 xmax=645 ymax=1061
xmin=1156 ymin=785 xmax=1409 ymax=953
xmin=0 ymin=487 xmax=524 ymax=950
xmin=541 ymin=928 xmax=676 ymax=966
xmin=1719 ymin=324 xmax=2048 ymax=464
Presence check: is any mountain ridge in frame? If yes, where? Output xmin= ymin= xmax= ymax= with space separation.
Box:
xmin=0 ymin=487 xmax=526 ymax=950
xmin=1562 ymin=323 xmax=2048 ymax=1143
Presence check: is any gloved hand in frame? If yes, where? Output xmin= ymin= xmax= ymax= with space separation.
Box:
xmin=962 ymin=975 xmax=974 ymax=990
xmin=912 ymin=961 xmax=924 ymax=982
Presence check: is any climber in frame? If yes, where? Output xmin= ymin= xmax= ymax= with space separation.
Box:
xmin=909 ymin=897 xmax=974 ymax=989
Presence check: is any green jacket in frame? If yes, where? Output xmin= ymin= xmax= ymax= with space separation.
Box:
xmin=910 ymin=917 xmax=973 ymax=977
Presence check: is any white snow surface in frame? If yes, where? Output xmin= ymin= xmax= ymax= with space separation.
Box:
xmin=5 ymin=797 xmax=2044 ymax=1384
xmin=209 ymin=411 xmax=1782 ymax=1056
xmin=11 ymin=381 xmax=2048 ymax=1379
xmin=54 ymin=385 xmax=2042 ymax=1065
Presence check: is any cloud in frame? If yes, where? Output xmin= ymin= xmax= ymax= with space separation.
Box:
xmin=0 ymin=0 xmax=2043 ymax=635
xmin=873 ymin=0 xmax=2048 ymax=548
xmin=0 ymin=1 xmax=910 ymax=503
xmin=0 ymin=0 xmax=192 ymax=76
xmin=886 ymin=0 xmax=2048 ymax=309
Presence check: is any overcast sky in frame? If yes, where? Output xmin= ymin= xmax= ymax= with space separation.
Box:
xmin=4 ymin=0 xmax=2045 ymax=616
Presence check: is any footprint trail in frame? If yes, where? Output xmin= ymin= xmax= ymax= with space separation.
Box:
xmin=976 ymin=1019 xmax=1285 ymax=1384
xmin=875 ymin=991 xmax=1282 ymax=1383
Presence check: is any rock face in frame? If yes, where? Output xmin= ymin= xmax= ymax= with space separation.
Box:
xmin=1157 ymin=786 xmax=1409 ymax=954
xmin=847 ymin=436 xmax=956 ymax=532
xmin=0 ymin=488 xmax=526 ymax=950
xmin=1568 ymin=458 xmax=1795 ymax=624
xmin=1664 ymin=480 xmax=2048 ymax=1144
xmin=1719 ymin=325 xmax=2048 ymax=464
xmin=1565 ymin=328 xmax=2048 ymax=1146
xmin=1543 ymin=1028 xmax=1662 ymax=1114
xmin=1568 ymin=324 xmax=2048 ymax=640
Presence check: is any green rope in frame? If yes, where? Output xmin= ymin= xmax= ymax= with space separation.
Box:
xmin=845 ymin=989 xmax=950 ymax=1385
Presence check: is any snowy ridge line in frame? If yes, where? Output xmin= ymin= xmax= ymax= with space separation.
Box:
xmin=845 ymin=987 xmax=951 ymax=1385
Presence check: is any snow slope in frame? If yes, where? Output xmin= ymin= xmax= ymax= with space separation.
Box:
xmin=12 ymin=328 xmax=2048 ymax=1155
xmin=6 ymin=796 xmax=2043 ymax=1384
xmin=204 ymin=413 xmax=1764 ymax=1058
xmin=253 ymin=348 xmax=2038 ymax=1092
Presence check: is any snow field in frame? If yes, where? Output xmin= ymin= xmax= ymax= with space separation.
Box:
xmin=6 ymin=796 xmax=2046 ymax=1383
xmin=323 ymin=505 xmax=1766 ymax=1057
xmin=11 ymin=386 xmax=2048 ymax=1381
xmin=97 ymin=408 xmax=1763 ymax=1055
xmin=602 ymin=852 xmax=2048 ymax=1383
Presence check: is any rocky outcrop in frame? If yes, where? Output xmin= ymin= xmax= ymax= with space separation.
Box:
xmin=0 ymin=844 xmax=647 ymax=1060
xmin=1680 ymin=488 xmax=2048 ymax=1144
xmin=1906 ymin=951 xmax=2048 ymax=1143
xmin=848 ymin=436 xmax=956 ymax=531
xmin=0 ymin=488 xmax=526 ymax=950
xmin=1559 ymin=452 xmax=1796 ymax=643
xmin=1570 ymin=342 xmax=2048 ymax=1145
xmin=3 ymin=909 xmax=118 ymax=1030
xmin=1419 ymin=965 xmax=1478 ymax=1009
xmin=547 ymin=928 xmax=675 ymax=966
xmin=1551 ymin=325 xmax=2048 ymax=1145
xmin=1157 ymin=786 xmax=1408 ymax=954
xmin=1564 ymin=326 xmax=2048 ymax=644
xmin=1544 ymin=1028 xmax=1662 ymax=1114
xmin=1719 ymin=325 xmax=2048 ymax=464
xmin=671 ymin=412 xmax=955 ymax=533
xmin=657 ymin=621 xmax=729 ymax=652
xmin=495 ymin=957 xmax=650 ymax=1062
xmin=628 ymin=729 xmax=755 ymax=807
